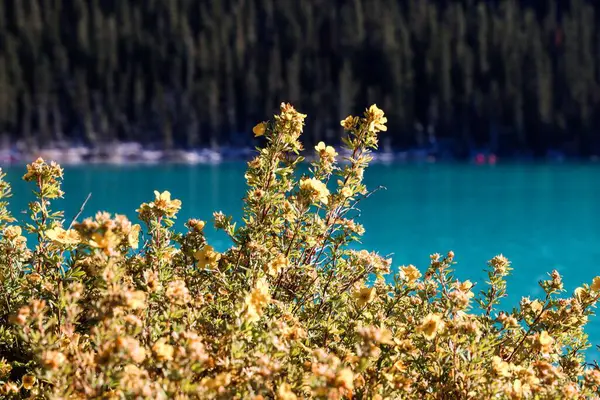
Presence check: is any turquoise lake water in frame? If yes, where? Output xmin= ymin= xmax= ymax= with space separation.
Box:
xmin=2 ymin=162 xmax=600 ymax=356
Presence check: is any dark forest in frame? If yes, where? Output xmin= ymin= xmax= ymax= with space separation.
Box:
xmin=1 ymin=0 xmax=599 ymax=157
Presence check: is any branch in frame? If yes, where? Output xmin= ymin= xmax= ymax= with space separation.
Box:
xmin=68 ymin=193 xmax=92 ymax=229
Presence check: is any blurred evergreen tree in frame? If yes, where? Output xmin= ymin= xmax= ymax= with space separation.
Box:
xmin=0 ymin=0 xmax=598 ymax=157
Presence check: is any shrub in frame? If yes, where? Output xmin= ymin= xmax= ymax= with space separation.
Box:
xmin=0 ymin=103 xmax=600 ymax=399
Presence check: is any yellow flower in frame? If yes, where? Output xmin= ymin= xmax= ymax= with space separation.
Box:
xmin=128 ymin=224 xmax=141 ymax=249
xmin=46 ymin=226 xmax=81 ymax=245
xmin=194 ymin=245 xmax=221 ymax=268
xmin=1 ymin=382 xmax=18 ymax=394
xmin=585 ymin=369 xmax=600 ymax=386
xmin=89 ymin=229 xmax=120 ymax=255
xmin=277 ymin=383 xmax=298 ymax=400
xmin=505 ymin=379 xmax=530 ymax=399
xmin=22 ymin=157 xmax=45 ymax=181
xmin=504 ymin=316 xmax=519 ymax=329
xmin=450 ymin=280 xmax=474 ymax=308
xmin=357 ymin=325 xmax=393 ymax=345
xmin=530 ymin=300 xmax=544 ymax=314
xmin=4 ymin=226 xmax=27 ymax=249
xmin=279 ymin=103 xmax=307 ymax=124
xmin=151 ymin=190 xmax=182 ymax=218
xmin=11 ymin=306 xmax=30 ymax=325
xmin=300 ymin=178 xmax=330 ymax=205
xmin=141 ymin=270 xmax=160 ymax=294
xmin=365 ymin=104 xmax=388 ymax=132
xmin=562 ymin=383 xmax=579 ymax=397
xmin=266 ymin=254 xmax=288 ymax=277
xmin=41 ymin=351 xmax=66 ymax=370
xmin=353 ymin=287 xmax=376 ymax=307
xmin=201 ymin=372 xmax=232 ymax=390
xmin=340 ymin=115 xmax=358 ymax=130
xmin=401 ymin=265 xmax=421 ymax=282
xmin=492 ymin=356 xmax=512 ymax=378
xmin=340 ymin=186 xmax=353 ymax=197
xmin=123 ymin=315 xmax=143 ymax=328
xmin=0 ymin=359 xmax=11 ymax=379
xmin=335 ymin=368 xmax=354 ymax=391
xmin=490 ymin=254 xmax=511 ymax=275
xmin=124 ymin=290 xmax=147 ymax=310
xmin=253 ymin=122 xmax=267 ymax=137
xmin=535 ymin=331 xmax=554 ymax=354
xmin=591 ymin=276 xmax=600 ymax=292
xmin=456 ymin=280 xmax=473 ymax=292
xmin=417 ymin=313 xmax=445 ymax=340
xmin=315 ymin=141 xmax=338 ymax=161
xmin=115 ymin=337 xmax=147 ymax=363
xmin=21 ymin=374 xmax=35 ymax=390
xmin=449 ymin=289 xmax=474 ymax=309
xmin=152 ymin=338 xmax=174 ymax=362
xmin=119 ymin=364 xmax=148 ymax=394
xmin=243 ymin=278 xmax=271 ymax=323
xmin=166 ymin=280 xmax=191 ymax=305
xmin=574 ymin=286 xmax=589 ymax=302
xmin=4 ymin=225 xmax=22 ymax=239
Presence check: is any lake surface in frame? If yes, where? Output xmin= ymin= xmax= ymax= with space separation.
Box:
xmin=2 ymin=162 xmax=600 ymax=356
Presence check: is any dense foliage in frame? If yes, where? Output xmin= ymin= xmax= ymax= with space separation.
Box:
xmin=1 ymin=0 xmax=600 ymax=156
xmin=0 ymin=104 xmax=600 ymax=398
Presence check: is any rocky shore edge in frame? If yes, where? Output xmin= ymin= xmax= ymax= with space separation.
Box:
xmin=0 ymin=142 xmax=422 ymax=165
xmin=1 ymin=142 xmax=598 ymax=166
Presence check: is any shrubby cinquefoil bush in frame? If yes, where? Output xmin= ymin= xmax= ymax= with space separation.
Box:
xmin=1 ymin=103 xmax=600 ymax=399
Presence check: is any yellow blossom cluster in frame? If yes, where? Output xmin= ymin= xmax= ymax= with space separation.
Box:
xmin=243 ymin=278 xmax=272 ymax=323
xmin=46 ymin=226 xmax=81 ymax=245
xmin=194 ymin=244 xmax=221 ymax=268
xmin=266 ymin=253 xmax=289 ymax=277
xmin=0 ymin=106 xmax=599 ymax=399
xmin=137 ymin=190 xmax=182 ymax=220
xmin=300 ymin=177 xmax=330 ymax=205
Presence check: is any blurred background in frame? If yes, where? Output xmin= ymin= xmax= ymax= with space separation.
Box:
xmin=0 ymin=0 xmax=600 ymax=161
xmin=1 ymin=0 xmax=600 ymax=352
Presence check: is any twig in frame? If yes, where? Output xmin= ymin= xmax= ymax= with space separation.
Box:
xmin=506 ymin=293 xmax=551 ymax=362
xmin=68 ymin=193 xmax=92 ymax=229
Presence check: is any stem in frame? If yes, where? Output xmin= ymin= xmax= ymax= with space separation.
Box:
xmin=37 ymin=176 xmax=47 ymax=241
xmin=485 ymin=286 xmax=498 ymax=317
xmin=506 ymin=293 xmax=551 ymax=362
xmin=57 ymin=281 xmax=63 ymax=330
xmin=257 ymin=134 xmax=283 ymax=224
xmin=68 ymin=193 xmax=92 ymax=229
xmin=302 ymin=143 xmax=363 ymax=267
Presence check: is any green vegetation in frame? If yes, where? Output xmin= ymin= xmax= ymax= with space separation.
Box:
xmin=0 ymin=1 xmax=599 ymax=155
xmin=0 ymin=104 xmax=600 ymax=398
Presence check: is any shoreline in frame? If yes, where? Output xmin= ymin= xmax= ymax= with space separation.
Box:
xmin=1 ymin=142 xmax=599 ymax=166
